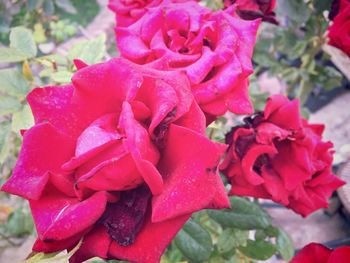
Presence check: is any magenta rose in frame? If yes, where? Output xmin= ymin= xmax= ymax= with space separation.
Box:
xmin=291 ymin=243 xmax=350 ymax=263
xmin=220 ymin=95 xmax=345 ymax=217
xmin=115 ymin=1 xmax=260 ymax=117
xmin=1 ymin=58 xmax=229 ymax=262
xmin=328 ymin=0 xmax=350 ymax=56
xmin=108 ymin=0 xmax=197 ymax=27
xmin=224 ymin=0 xmax=278 ymax=24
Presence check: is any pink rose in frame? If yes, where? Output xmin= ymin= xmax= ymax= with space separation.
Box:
xmin=220 ymin=95 xmax=345 ymax=217
xmin=115 ymin=1 xmax=260 ymax=117
xmin=1 ymin=58 xmax=229 ymax=262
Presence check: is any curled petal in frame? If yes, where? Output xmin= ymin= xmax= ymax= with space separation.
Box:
xmin=30 ymin=189 xmax=108 ymax=241
xmin=1 ymin=123 xmax=75 ymax=200
xmin=119 ymin=102 xmax=163 ymax=195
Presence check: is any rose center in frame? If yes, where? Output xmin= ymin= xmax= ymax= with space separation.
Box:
xmin=101 ymin=186 xmax=151 ymax=246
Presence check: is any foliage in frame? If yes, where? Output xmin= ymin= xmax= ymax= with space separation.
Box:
xmin=0 ymin=0 xmax=99 ymax=44
xmin=251 ymin=0 xmax=344 ymax=110
xmin=159 ymin=197 xmax=294 ymax=262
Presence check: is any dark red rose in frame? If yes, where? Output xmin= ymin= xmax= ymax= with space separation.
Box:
xmin=220 ymin=95 xmax=345 ymax=217
xmin=116 ymin=1 xmax=260 ymax=118
xmin=108 ymin=0 xmax=197 ymax=27
xmin=224 ymin=0 xmax=278 ymax=24
xmin=328 ymin=0 xmax=350 ymax=56
xmin=1 ymin=58 xmax=229 ymax=262
xmin=291 ymin=243 xmax=350 ymax=263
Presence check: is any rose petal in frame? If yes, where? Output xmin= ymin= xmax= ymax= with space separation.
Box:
xmin=1 ymin=123 xmax=75 ymax=200
xmin=33 ymin=231 xmax=85 ymax=253
xmin=69 ymin=225 xmax=112 ymax=263
xmin=290 ymin=243 xmax=331 ymax=263
xmin=119 ymin=102 xmax=162 ymax=195
xmin=30 ymin=189 xmax=108 ymax=241
xmin=109 ymin=212 xmax=190 ymax=263
xmin=241 ymin=143 xmax=277 ymax=185
xmin=152 ymin=124 xmax=227 ymax=221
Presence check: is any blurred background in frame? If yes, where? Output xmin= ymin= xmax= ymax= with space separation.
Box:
xmin=0 ymin=0 xmax=349 ymax=262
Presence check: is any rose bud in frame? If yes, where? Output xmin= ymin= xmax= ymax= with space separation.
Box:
xmin=220 ymin=95 xmax=345 ymax=217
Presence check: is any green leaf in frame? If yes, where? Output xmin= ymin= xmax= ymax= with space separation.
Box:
xmin=25 ymin=239 xmax=82 ymax=263
xmin=0 ymin=121 xmax=12 ymax=164
xmin=208 ymin=197 xmax=271 ymax=230
xmin=24 ymin=252 xmax=59 ymax=263
xmin=33 ymin=24 xmax=47 ymax=44
xmin=55 ymin=0 xmax=77 ymax=14
xmin=68 ymin=34 xmax=106 ymax=65
xmin=51 ymin=70 xmax=73 ymax=84
xmin=276 ymin=229 xmax=294 ymax=261
xmin=12 ymin=104 xmax=34 ymax=133
xmin=163 ymin=244 xmax=183 ymax=263
xmin=239 ymin=239 xmax=276 ymax=260
xmin=0 ymin=47 xmax=29 ymax=63
xmin=263 ymin=225 xmax=279 ymax=237
xmin=217 ymin=228 xmax=248 ymax=255
xmin=0 ymin=96 xmax=22 ymax=115
xmin=254 ymin=229 xmax=268 ymax=240
xmin=5 ymin=208 xmax=34 ymax=236
xmin=174 ymin=219 xmax=213 ymax=262
xmin=0 ymin=68 xmax=30 ymax=98
xmin=10 ymin=27 xmax=37 ymax=58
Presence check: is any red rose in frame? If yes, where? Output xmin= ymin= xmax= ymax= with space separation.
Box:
xmin=328 ymin=0 xmax=350 ymax=56
xmin=220 ymin=95 xmax=345 ymax=217
xmin=224 ymin=0 xmax=277 ymax=24
xmin=1 ymin=58 xmax=229 ymax=262
xmin=291 ymin=243 xmax=350 ymax=263
xmin=115 ymin=1 xmax=260 ymax=117
xmin=108 ymin=0 xmax=197 ymax=27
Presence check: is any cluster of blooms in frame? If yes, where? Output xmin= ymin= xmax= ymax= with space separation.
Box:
xmin=328 ymin=0 xmax=350 ymax=56
xmin=0 ymin=0 xmax=346 ymax=262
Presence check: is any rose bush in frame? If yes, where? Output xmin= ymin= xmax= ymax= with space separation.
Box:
xmin=220 ymin=95 xmax=345 ymax=217
xmin=223 ymin=0 xmax=277 ymax=24
xmin=115 ymin=1 xmax=260 ymax=117
xmin=328 ymin=0 xmax=350 ymax=56
xmin=1 ymin=58 xmax=230 ymax=262
xmin=291 ymin=243 xmax=350 ymax=263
